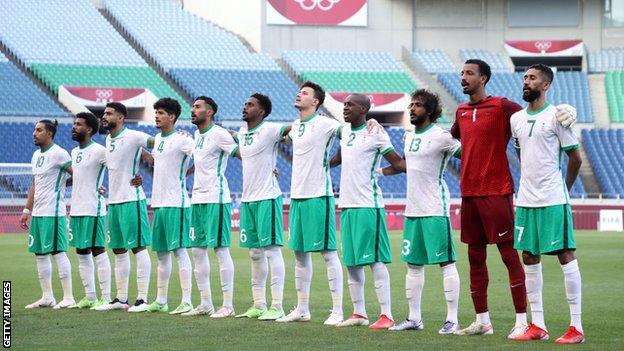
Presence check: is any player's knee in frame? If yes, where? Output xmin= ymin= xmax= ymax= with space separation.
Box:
xmin=522 ymin=251 xmax=540 ymax=265
xmin=112 ymin=248 xmax=127 ymax=255
xmin=249 ymin=248 xmax=264 ymax=261
xmin=557 ymin=250 xmax=576 ymax=265
xmin=91 ymin=247 xmax=105 ymax=256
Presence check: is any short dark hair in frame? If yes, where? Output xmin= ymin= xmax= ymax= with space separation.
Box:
xmin=301 ymin=81 xmax=325 ymax=109
xmin=528 ymin=63 xmax=554 ymax=83
xmin=195 ymin=96 xmax=218 ymax=115
xmin=251 ymin=93 xmax=272 ymax=118
xmin=75 ymin=112 xmax=99 ymax=136
xmin=106 ymin=102 xmax=127 ymax=118
xmin=411 ymin=89 xmax=443 ymax=123
xmin=464 ymin=59 xmax=492 ymax=85
xmin=153 ymin=97 xmax=182 ymax=121
xmin=38 ymin=119 xmax=59 ymax=138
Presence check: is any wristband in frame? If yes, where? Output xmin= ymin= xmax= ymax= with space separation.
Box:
xmin=375 ymin=168 xmax=384 ymax=177
xmin=22 ymin=208 xmax=31 ymax=215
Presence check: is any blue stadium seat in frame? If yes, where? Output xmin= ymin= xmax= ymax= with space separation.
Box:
xmin=411 ymin=49 xmax=456 ymax=74
xmin=459 ymin=49 xmax=511 ymax=72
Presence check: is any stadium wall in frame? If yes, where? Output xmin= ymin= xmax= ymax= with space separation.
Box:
xmin=413 ymin=0 xmax=624 ymax=62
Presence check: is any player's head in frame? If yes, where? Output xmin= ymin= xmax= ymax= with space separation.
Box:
xmin=461 ymin=59 xmax=491 ymax=95
xmin=102 ymin=102 xmax=127 ymax=132
xmin=295 ymin=81 xmax=325 ymax=111
xmin=343 ymin=94 xmax=371 ymax=124
xmin=191 ymin=96 xmax=218 ymax=126
xmin=153 ymin=97 xmax=182 ymax=130
xmin=522 ymin=64 xmax=554 ymax=103
xmin=72 ymin=112 xmax=99 ymax=142
xmin=409 ymin=89 xmax=442 ymax=126
xmin=33 ymin=119 xmax=58 ymax=146
xmin=243 ymin=93 xmax=272 ymax=122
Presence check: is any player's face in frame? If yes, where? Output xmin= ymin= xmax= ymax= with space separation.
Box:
xmin=461 ymin=63 xmax=485 ymax=95
xmin=295 ymin=87 xmax=317 ymax=110
xmin=343 ymin=95 xmax=364 ymax=123
xmin=243 ymin=97 xmax=262 ymax=122
xmin=522 ymin=68 xmax=549 ymax=103
xmin=71 ymin=118 xmax=88 ymax=142
xmin=408 ymin=97 xmax=429 ymax=125
xmin=191 ymin=100 xmax=211 ymax=126
xmin=154 ymin=108 xmax=175 ymax=130
xmin=101 ymin=107 xmax=121 ymax=131
xmin=32 ymin=123 xmax=51 ymax=146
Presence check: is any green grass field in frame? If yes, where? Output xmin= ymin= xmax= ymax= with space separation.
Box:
xmin=1 ymin=231 xmax=622 ymax=350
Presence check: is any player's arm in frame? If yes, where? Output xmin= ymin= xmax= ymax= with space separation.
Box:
xmin=146 ymin=137 xmax=154 ymax=149
xmin=382 ymin=150 xmax=405 ymax=174
xmin=186 ymin=164 xmax=195 ymax=176
xmin=565 ymin=148 xmax=582 ymax=191
xmin=20 ymin=178 xmax=35 ymax=230
xmin=450 ymin=120 xmax=460 ymax=140
xmin=280 ymin=124 xmax=292 ymax=138
xmin=329 ymin=147 xmax=342 ymax=168
xmin=502 ymin=98 xmax=523 ymax=120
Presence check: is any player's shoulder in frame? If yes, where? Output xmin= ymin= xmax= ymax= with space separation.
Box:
xmin=510 ymin=107 xmax=526 ymax=124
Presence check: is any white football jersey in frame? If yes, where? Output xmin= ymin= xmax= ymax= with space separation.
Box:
xmin=338 ymin=124 xmax=394 ymax=208
xmin=238 ymin=121 xmax=286 ymax=202
xmin=151 ymin=130 xmax=194 ymax=208
xmin=511 ymin=103 xmax=579 ymax=207
xmin=70 ymin=141 xmax=107 ymax=216
xmin=105 ymin=127 xmax=151 ymax=204
xmin=31 ymin=144 xmax=71 ymax=217
xmin=289 ymin=114 xmax=342 ymax=199
xmin=191 ymin=124 xmax=238 ymax=204
xmin=404 ymin=124 xmax=460 ymax=217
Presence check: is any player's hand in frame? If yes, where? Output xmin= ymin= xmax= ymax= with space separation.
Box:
xmin=131 ymin=174 xmax=143 ymax=187
xmin=98 ymin=186 xmax=107 ymax=195
xmin=366 ymin=118 xmax=383 ymax=133
xmin=20 ymin=213 xmax=30 ymax=230
xmin=273 ymin=168 xmax=280 ymax=178
xmin=555 ymin=104 xmax=577 ymax=128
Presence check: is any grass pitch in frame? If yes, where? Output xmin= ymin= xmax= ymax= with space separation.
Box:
xmin=0 ymin=231 xmax=622 ymax=350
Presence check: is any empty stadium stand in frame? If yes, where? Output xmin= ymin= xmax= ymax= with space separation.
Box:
xmin=582 ymin=129 xmax=624 ymax=198
xmin=605 ymin=71 xmax=624 ymax=123
xmin=459 ymin=49 xmax=512 ymax=72
xmin=411 ymin=49 xmax=456 ymax=74
xmin=587 ymin=48 xmax=624 ymax=73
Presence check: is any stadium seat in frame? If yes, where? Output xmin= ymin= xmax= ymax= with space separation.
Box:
xmin=587 ymin=48 xmax=624 ymax=73
xmin=411 ymin=49 xmax=456 ymax=74
xmin=459 ymin=49 xmax=512 ymax=72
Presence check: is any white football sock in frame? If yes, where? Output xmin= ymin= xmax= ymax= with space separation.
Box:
xmin=322 ymin=250 xmax=343 ymax=315
xmin=174 ymin=248 xmax=192 ymax=304
xmin=114 ymin=252 xmax=130 ymax=302
xmin=371 ymin=262 xmax=392 ymax=319
xmin=191 ymin=247 xmax=213 ymax=308
xmin=294 ymin=251 xmax=312 ymax=314
xmin=215 ymin=247 xmax=234 ymax=308
xmin=524 ymin=263 xmax=545 ymax=329
xmin=94 ymin=252 xmax=111 ymax=301
xmin=135 ymin=249 xmax=151 ymax=302
xmin=156 ymin=252 xmax=172 ymax=305
xmin=347 ymin=266 xmax=366 ymax=317
xmin=54 ymin=252 xmax=73 ymax=300
xmin=265 ymin=245 xmax=285 ymax=309
xmin=406 ymin=264 xmax=424 ymax=322
xmin=561 ymin=259 xmax=583 ymax=332
xmin=477 ymin=311 xmax=491 ymax=325
xmin=441 ymin=263 xmax=460 ymax=324
xmin=250 ymin=248 xmax=268 ymax=309
xmin=35 ymin=255 xmax=53 ymax=300
xmin=78 ymin=253 xmax=96 ymax=300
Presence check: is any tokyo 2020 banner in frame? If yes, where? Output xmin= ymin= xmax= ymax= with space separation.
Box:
xmin=266 ymin=0 xmax=367 ymax=26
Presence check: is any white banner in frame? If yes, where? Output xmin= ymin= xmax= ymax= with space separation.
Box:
xmin=599 ymin=209 xmax=623 ymax=232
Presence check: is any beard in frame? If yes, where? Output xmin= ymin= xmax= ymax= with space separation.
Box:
xmin=522 ymin=88 xmax=541 ymax=102
xmin=71 ymin=131 xmax=85 ymax=142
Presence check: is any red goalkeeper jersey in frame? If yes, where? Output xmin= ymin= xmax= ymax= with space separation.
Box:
xmin=451 ymin=96 xmax=522 ymax=197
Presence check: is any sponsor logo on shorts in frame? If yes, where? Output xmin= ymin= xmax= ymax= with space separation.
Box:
xmin=43 ymin=243 xmax=52 ymax=249
xmin=313 ymin=241 xmax=322 ymax=246
xmin=551 ymin=240 xmax=559 ymax=246
xmin=498 ymin=231 xmax=508 ymax=237
xmin=127 ymin=240 xmax=135 ymax=246
xmin=261 ymin=237 xmax=270 ymax=242
xmin=511 ymin=283 xmax=523 ymax=288
xmin=435 ymin=252 xmax=444 ymax=257
xmin=171 ymin=240 xmax=177 ymax=246
xmin=362 ymin=254 xmax=371 ymax=259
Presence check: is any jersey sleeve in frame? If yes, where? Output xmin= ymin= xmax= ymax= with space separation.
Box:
xmin=180 ymin=135 xmax=195 ymax=156
xmin=218 ymin=129 xmax=239 ymax=157
xmin=501 ymin=98 xmax=523 ymax=120
xmin=324 ymin=117 xmax=342 ymax=137
xmin=441 ymin=130 xmax=461 ymax=155
xmin=510 ymin=113 xmax=520 ymax=139
xmin=554 ymin=117 xmax=579 ymax=150
xmin=376 ymin=130 xmax=395 ymax=155
xmin=134 ymin=131 xmax=151 ymax=148
xmin=57 ymin=148 xmax=72 ymax=170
